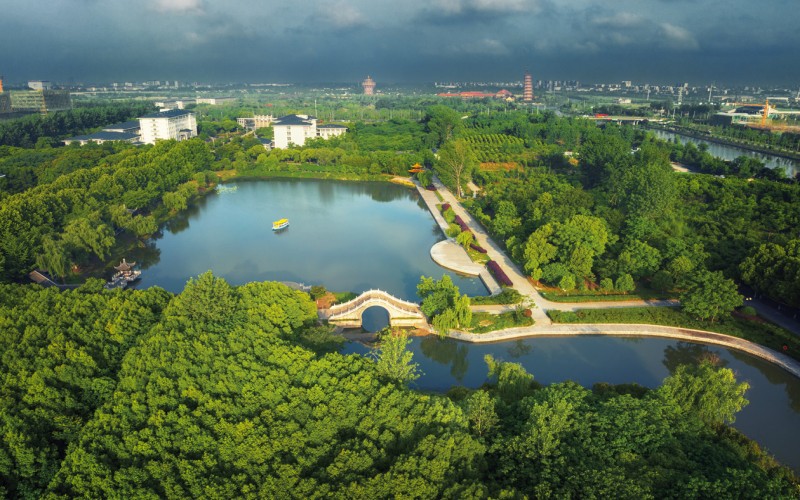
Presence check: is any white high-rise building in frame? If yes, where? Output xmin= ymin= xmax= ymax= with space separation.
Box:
xmin=272 ymin=114 xmax=348 ymax=148
xmin=138 ymin=109 xmax=197 ymax=144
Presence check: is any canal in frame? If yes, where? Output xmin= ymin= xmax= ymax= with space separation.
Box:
xmin=648 ymin=128 xmax=800 ymax=177
xmin=345 ymin=335 xmax=800 ymax=473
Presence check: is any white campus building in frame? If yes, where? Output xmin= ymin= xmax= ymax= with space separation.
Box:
xmin=138 ymin=109 xmax=197 ymax=145
xmin=272 ymin=114 xmax=347 ymax=149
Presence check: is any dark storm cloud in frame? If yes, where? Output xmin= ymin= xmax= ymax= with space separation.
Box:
xmin=0 ymin=0 xmax=797 ymax=85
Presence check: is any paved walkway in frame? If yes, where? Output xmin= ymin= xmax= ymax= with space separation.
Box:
xmin=448 ymin=323 xmax=800 ymax=379
xmin=415 ymin=180 xmax=502 ymax=295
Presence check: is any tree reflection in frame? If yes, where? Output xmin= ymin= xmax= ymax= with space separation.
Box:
xmin=419 ymin=336 xmax=469 ymax=381
xmin=663 ymin=341 xmax=728 ymax=374
xmin=507 ymin=340 xmax=532 ymax=359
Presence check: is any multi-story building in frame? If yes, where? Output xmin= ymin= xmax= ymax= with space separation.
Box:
xmin=317 ymin=124 xmax=348 ymax=140
xmin=197 ymin=97 xmax=236 ymax=105
xmin=138 ymin=109 xmax=197 ymax=144
xmin=28 ymin=80 xmax=52 ymax=91
xmin=272 ymin=114 xmax=347 ymax=148
xmin=8 ymin=90 xmax=72 ymax=113
xmin=237 ymin=114 xmax=275 ymax=131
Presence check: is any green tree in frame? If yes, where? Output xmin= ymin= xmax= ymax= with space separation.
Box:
xmin=658 ymin=360 xmax=749 ymax=425
xmin=372 ymin=330 xmax=421 ymax=385
xmin=436 ymin=139 xmax=477 ymax=198
xmin=456 ymin=230 xmax=474 ymax=249
xmin=681 ymin=270 xmax=743 ymax=322
xmin=615 ymin=273 xmax=635 ymax=293
xmin=463 ymin=390 xmax=498 ymax=437
xmin=424 ymin=105 xmax=463 ymax=147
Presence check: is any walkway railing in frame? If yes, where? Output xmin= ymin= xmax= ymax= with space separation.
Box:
xmin=327 ymin=289 xmax=423 ymax=318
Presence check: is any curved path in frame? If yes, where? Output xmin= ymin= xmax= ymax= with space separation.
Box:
xmin=408 ymin=175 xmax=800 ymax=378
xmin=448 ymin=324 xmax=800 ymax=379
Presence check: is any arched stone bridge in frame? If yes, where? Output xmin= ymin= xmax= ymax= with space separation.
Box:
xmin=320 ymin=289 xmax=428 ymax=329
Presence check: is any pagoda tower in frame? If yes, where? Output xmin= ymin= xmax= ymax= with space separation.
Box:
xmin=362 ymin=76 xmax=376 ymax=95
xmin=523 ymin=71 xmax=534 ymax=102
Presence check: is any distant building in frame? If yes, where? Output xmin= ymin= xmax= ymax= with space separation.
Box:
xmin=62 ymin=131 xmax=140 ymax=146
xmin=28 ymin=80 xmax=52 ymax=91
xmin=523 ymin=72 xmax=534 ymax=102
xmin=138 ymin=109 xmax=197 ymax=144
xmin=0 ymin=94 xmax=10 ymax=114
xmin=63 ymin=120 xmax=142 ymax=146
xmin=102 ymin=120 xmax=141 ymax=134
xmin=272 ymin=114 xmax=347 ymax=148
xmin=197 ymin=97 xmax=236 ymax=105
xmin=8 ymin=90 xmax=72 ymax=113
xmin=0 ymin=75 xmax=4 ymax=93
xmin=362 ymin=76 xmax=376 ymax=95
xmin=154 ymin=99 xmax=196 ymax=110
xmin=317 ymin=123 xmax=348 ymax=140
xmin=237 ymin=114 xmax=275 ymax=131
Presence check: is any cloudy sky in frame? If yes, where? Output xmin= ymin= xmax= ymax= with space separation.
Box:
xmin=1 ymin=0 xmax=798 ymax=86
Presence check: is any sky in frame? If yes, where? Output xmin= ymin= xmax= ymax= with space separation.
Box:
xmin=1 ymin=0 xmax=798 ymax=86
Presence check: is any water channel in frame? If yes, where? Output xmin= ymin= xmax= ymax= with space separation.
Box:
xmin=344 ymin=336 xmax=800 ymax=472
xmin=134 ymin=178 xmax=800 ymax=473
xmin=648 ymin=128 xmax=800 ymax=177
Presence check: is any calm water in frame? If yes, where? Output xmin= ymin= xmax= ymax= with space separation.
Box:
xmin=130 ymin=178 xmax=799 ymax=472
xmin=132 ymin=179 xmax=487 ymax=300
xmin=649 ymin=129 xmax=800 ymax=177
xmin=344 ymin=336 xmax=800 ymax=472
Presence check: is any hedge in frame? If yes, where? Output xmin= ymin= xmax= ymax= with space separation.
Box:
xmin=487 ymin=260 xmax=513 ymax=286
xmin=470 ymin=243 xmax=488 ymax=254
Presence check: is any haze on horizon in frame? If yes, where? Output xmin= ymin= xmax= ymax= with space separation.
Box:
xmin=1 ymin=0 xmax=798 ymax=87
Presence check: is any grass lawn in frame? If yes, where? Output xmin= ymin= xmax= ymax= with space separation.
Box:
xmin=467 ymin=311 xmax=534 ymax=334
xmin=466 ymin=248 xmax=491 ymax=265
xmin=548 ymin=307 xmax=800 ymax=363
xmin=471 ymin=288 xmax=524 ymax=305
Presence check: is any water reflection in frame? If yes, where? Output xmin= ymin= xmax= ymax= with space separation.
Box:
xmin=343 ymin=335 xmax=800 ymax=472
xmin=506 ymin=340 xmax=533 ymax=358
xmin=419 ymin=337 xmax=470 ymax=380
xmin=663 ymin=341 xmax=728 ymax=374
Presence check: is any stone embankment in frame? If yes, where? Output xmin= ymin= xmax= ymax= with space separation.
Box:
xmin=448 ymin=323 xmax=800 ymax=379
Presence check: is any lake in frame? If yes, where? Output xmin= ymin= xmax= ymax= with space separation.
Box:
xmin=132 ymin=178 xmax=487 ymax=301
xmin=133 ymin=178 xmax=800 ymax=472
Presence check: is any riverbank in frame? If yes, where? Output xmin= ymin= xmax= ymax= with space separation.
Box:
xmin=643 ymin=123 xmax=800 ymax=162
xmin=447 ymin=324 xmax=800 ymax=379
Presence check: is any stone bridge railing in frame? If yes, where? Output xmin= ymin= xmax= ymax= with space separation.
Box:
xmin=324 ymin=290 xmax=428 ymax=329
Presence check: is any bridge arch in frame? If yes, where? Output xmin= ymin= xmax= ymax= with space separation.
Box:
xmin=321 ymin=289 xmax=428 ymax=329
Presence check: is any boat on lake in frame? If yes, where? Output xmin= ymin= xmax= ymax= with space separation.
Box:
xmin=272 ymin=218 xmax=289 ymax=231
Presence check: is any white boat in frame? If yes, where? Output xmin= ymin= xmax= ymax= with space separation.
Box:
xmin=272 ymin=218 xmax=289 ymax=231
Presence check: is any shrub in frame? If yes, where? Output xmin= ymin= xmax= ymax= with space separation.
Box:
xmin=443 ymin=207 xmax=456 ymax=224
xmin=470 ymin=243 xmax=488 ymax=254
xmin=487 ymin=260 xmax=513 ymax=287
xmin=740 ymin=306 xmax=757 ymax=317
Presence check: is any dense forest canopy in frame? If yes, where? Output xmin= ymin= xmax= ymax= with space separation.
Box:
xmin=1 ymin=275 xmax=796 ymax=498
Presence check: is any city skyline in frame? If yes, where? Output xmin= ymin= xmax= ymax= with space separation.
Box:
xmin=1 ymin=0 xmax=798 ymax=86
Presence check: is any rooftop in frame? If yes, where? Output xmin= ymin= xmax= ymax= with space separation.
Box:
xmin=275 ymin=114 xmax=316 ymax=126
xmin=102 ymin=120 xmax=140 ymax=131
xmin=139 ymin=109 xmax=194 ymax=119
xmin=65 ymin=131 xmax=139 ymax=142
